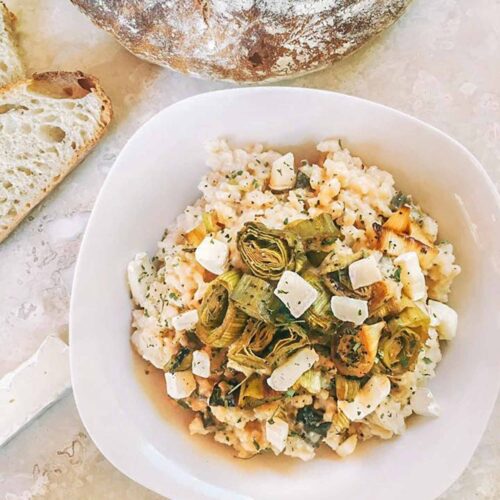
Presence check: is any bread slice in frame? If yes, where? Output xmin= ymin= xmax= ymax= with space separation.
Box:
xmin=0 ymin=2 xmax=24 ymax=87
xmin=0 ymin=71 xmax=112 ymax=243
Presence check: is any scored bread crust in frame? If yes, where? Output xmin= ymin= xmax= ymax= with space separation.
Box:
xmin=0 ymin=71 xmax=112 ymax=243
xmin=70 ymin=0 xmax=413 ymax=83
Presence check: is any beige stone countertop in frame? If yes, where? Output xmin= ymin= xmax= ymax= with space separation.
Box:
xmin=0 ymin=0 xmax=498 ymax=498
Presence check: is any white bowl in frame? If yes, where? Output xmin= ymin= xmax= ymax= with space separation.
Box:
xmin=70 ymin=88 xmax=500 ymax=500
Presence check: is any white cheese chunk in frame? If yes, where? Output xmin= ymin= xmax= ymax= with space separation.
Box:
xmin=265 ymin=417 xmax=289 ymax=454
xmin=269 ymin=152 xmax=296 ymax=191
xmin=336 ymin=434 xmax=358 ymax=458
xmin=330 ymin=296 xmax=368 ymax=325
xmin=394 ymin=252 xmax=427 ymax=301
xmin=171 ymin=310 xmax=198 ymax=332
xmin=195 ymin=236 xmax=229 ymax=275
xmin=410 ymin=387 xmax=440 ymax=417
xmin=428 ymin=300 xmax=458 ymax=340
xmin=274 ymin=270 xmax=318 ymax=318
xmin=192 ymin=350 xmax=210 ymax=378
xmin=338 ymin=374 xmax=391 ymax=421
xmin=165 ymin=371 xmax=196 ymax=399
xmin=0 ymin=336 xmax=71 ymax=447
xmin=127 ymin=252 xmax=155 ymax=308
xmin=267 ymin=348 xmax=319 ymax=392
xmin=131 ymin=324 xmax=174 ymax=369
xmin=348 ymin=256 xmax=382 ymax=290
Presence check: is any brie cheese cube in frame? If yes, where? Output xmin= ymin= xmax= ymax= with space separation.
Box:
xmin=336 ymin=434 xmax=358 ymax=458
xmin=330 ymin=296 xmax=368 ymax=326
xmin=274 ymin=271 xmax=318 ymax=318
xmin=269 ymin=152 xmax=296 ymax=191
xmin=192 ymin=350 xmax=210 ymax=378
xmin=348 ymin=256 xmax=382 ymax=290
xmin=410 ymin=387 xmax=440 ymax=417
xmin=267 ymin=348 xmax=319 ymax=392
xmin=265 ymin=417 xmax=289 ymax=454
xmin=165 ymin=371 xmax=196 ymax=399
xmin=428 ymin=300 xmax=458 ymax=340
xmin=0 ymin=336 xmax=71 ymax=447
xmin=195 ymin=236 xmax=229 ymax=275
xmin=338 ymin=374 xmax=390 ymax=421
xmin=171 ymin=310 xmax=198 ymax=332
xmin=394 ymin=252 xmax=427 ymax=301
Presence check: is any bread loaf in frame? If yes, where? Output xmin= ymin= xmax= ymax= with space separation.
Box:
xmin=0 ymin=2 xmax=24 ymax=87
xmin=70 ymin=0 xmax=412 ymax=83
xmin=0 ymin=71 xmax=112 ymax=243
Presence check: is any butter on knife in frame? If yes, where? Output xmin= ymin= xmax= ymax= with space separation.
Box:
xmin=0 ymin=336 xmax=71 ymax=447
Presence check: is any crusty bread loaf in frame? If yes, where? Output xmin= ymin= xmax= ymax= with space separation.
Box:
xmin=0 ymin=71 xmax=112 ymax=243
xmin=70 ymin=0 xmax=412 ymax=83
xmin=0 ymin=1 xmax=24 ymax=86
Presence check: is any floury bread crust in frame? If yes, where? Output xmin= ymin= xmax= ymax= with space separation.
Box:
xmin=70 ymin=0 xmax=413 ymax=83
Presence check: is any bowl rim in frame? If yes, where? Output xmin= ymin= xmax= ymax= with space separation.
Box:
xmin=70 ymin=86 xmax=500 ymax=500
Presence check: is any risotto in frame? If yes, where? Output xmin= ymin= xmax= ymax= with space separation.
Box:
xmin=127 ymin=139 xmax=460 ymax=460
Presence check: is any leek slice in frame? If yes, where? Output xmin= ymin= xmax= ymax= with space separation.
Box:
xmin=238 ymin=373 xmax=265 ymax=407
xmin=330 ymin=410 xmax=350 ymax=434
xmin=237 ymin=222 xmax=306 ymax=280
xmin=230 ymin=273 xmax=275 ymax=322
xmin=320 ymin=250 xmax=363 ymax=275
xmin=301 ymin=269 xmax=335 ymax=331
xmin=185 ymin=211 xmax=219 ymax=246
xmin=196 ymin=270 xmax=247 ymax=347
xmin=288 ymin=213 xmax=341 ymax=252
xmin=335 ymin=374 xmax=360 ymax=402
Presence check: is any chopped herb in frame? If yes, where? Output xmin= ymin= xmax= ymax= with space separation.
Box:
xmin=392 ymin=268 xmax=402 ymax=282
xmin=253 ymin=439 xmax=260 ymax=451
xmin=423 ymin=357 xmax=432 ymax=365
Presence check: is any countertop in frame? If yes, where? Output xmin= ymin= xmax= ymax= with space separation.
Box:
xmin=0 ymin=0 xmax=498 ymax=498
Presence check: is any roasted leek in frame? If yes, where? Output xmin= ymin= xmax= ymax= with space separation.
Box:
xmin=230 ymin=273 xmax=275 ymax=322
xmin=301 ymin=269 xmax=335 ymax=331
xmin=196 ymin=270 xmax=247 ymax=347
xmin=288 ymin=213 xmax=341 ymax=252
xmin=335 ymin=374 xmax=360 ymax=401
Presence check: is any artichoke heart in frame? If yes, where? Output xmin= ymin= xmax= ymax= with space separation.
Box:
xmin=287 ymin=213 xmax=341 ymax=252
xmin=236 ymin=222 xmax=306 ymax=280
xmin=196 ymin=269 xmax=247 ymax=348
xmin=377 ymin=304 xmax=430 ymax=375
xmin=301 ymin=269 xmax=335 ymax=332
xmin=229 ymin=320 xmax=310 ymax=375
xmin=228 ymin=319 xmax=277 ymax=374
xmin=332 ymin=322 xmax=385 ymax=377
